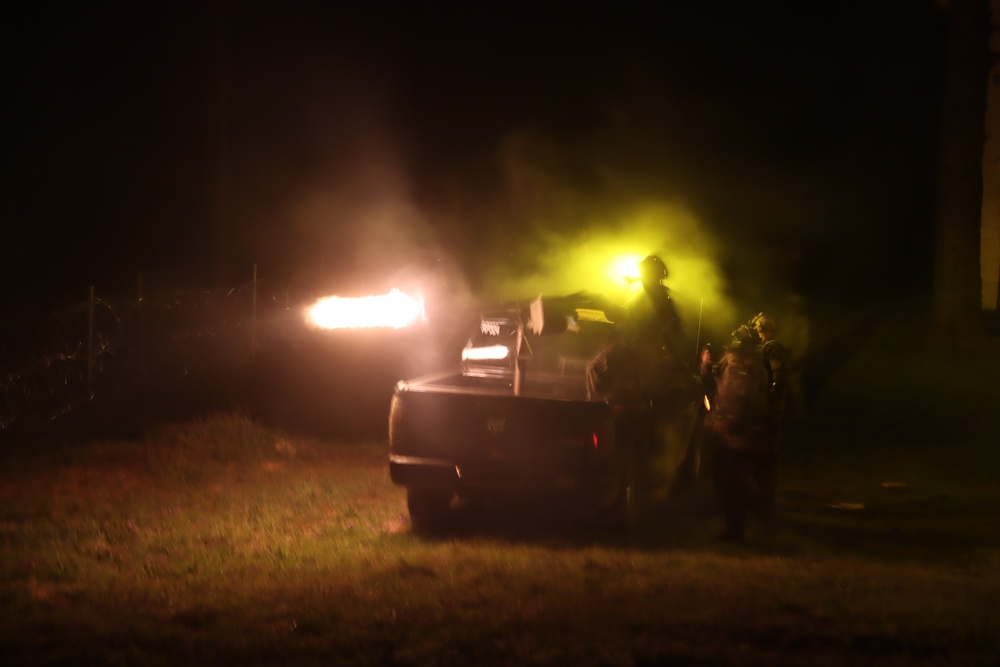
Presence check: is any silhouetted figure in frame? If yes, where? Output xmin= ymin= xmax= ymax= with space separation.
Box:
xmin=624 ymin=255 xmax=687 ymax=361
xmin=587 ymin=255 xmax=691 ymax=405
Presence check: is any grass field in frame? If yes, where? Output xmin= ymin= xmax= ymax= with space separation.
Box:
xmin=1 ymin=398 xmax=997 ymax=666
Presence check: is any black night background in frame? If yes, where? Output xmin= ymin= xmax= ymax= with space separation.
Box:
xmin=7 ymin=1 xmax=949 ymax=311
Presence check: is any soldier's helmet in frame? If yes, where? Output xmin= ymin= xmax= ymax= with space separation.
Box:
xmin=751 ymin=312 xmax=776 ymax=337
xmin=729 ymin=324 xmax=758 ymax=351
xmin=638 ymin=255 xmax=668 ymax=285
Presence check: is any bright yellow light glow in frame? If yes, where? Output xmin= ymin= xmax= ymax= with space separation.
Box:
xmin=308 ymin=289 xmax=423 ymax=329
xmin=476 ymin=200 xmax=742 ymax=338
xmin=606 ymin=254 xmax=643 ymax=290
xmin=461 ymin=345 xmax=510 ymax=361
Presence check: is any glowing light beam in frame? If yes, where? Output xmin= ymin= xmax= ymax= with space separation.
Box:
xmin=461 ymin=345 xmax=510 ymax=361
xmin=308 ymin=289 xmax=423 ymax=329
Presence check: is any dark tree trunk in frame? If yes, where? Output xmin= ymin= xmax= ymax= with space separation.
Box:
xmin=932 ymin=0 xmax=991 ymax=339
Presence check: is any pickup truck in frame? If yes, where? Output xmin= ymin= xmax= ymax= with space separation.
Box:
xmin=388 ymin=292 xmax=704 ymax=531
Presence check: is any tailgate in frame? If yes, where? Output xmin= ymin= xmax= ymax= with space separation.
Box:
xmin=389 ymin=385 xmax=617 ymax=487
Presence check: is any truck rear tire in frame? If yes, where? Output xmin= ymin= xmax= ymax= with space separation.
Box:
xmin=406 ymin=489 xmax=452 ymax=533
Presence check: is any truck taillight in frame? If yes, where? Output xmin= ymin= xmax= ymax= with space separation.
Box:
xmin=591 ymin=416 xmax=615 ymax=452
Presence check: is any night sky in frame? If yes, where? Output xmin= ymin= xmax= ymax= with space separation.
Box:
xmin=6 ymin=1 xmax=949 ymax=317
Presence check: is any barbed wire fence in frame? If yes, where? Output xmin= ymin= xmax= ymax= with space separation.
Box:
xmin=0 ymin=266 xmax=328 ymax=434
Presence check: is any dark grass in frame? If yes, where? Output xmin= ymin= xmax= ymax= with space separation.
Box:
xmin=1 ymin=405 xmax=998 ymax=666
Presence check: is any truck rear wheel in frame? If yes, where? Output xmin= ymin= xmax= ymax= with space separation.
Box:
xmin=406 ymin=489 xmax=452 ymax=533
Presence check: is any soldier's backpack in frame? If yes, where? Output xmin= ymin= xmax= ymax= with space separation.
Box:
xmin=710 ymin=351 xmax=770 ymax=439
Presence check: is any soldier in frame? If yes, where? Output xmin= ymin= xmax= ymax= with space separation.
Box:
xmin=700 ymin=325 xmax=775 ymax=542
xmin=750 ymin=312 xmax=792 ymax=423
xmin=586 ymin=255 xmax=700 ymax=507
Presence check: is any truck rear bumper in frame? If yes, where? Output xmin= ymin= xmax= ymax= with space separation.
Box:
xmin=389 ymin=453 xmax=619 ymax=507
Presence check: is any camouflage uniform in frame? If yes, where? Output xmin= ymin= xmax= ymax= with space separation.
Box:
xmin=752 ymin=313 xmax=792 ymax=438
xmin=701 ymin=327 xmax=776 ymax=542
